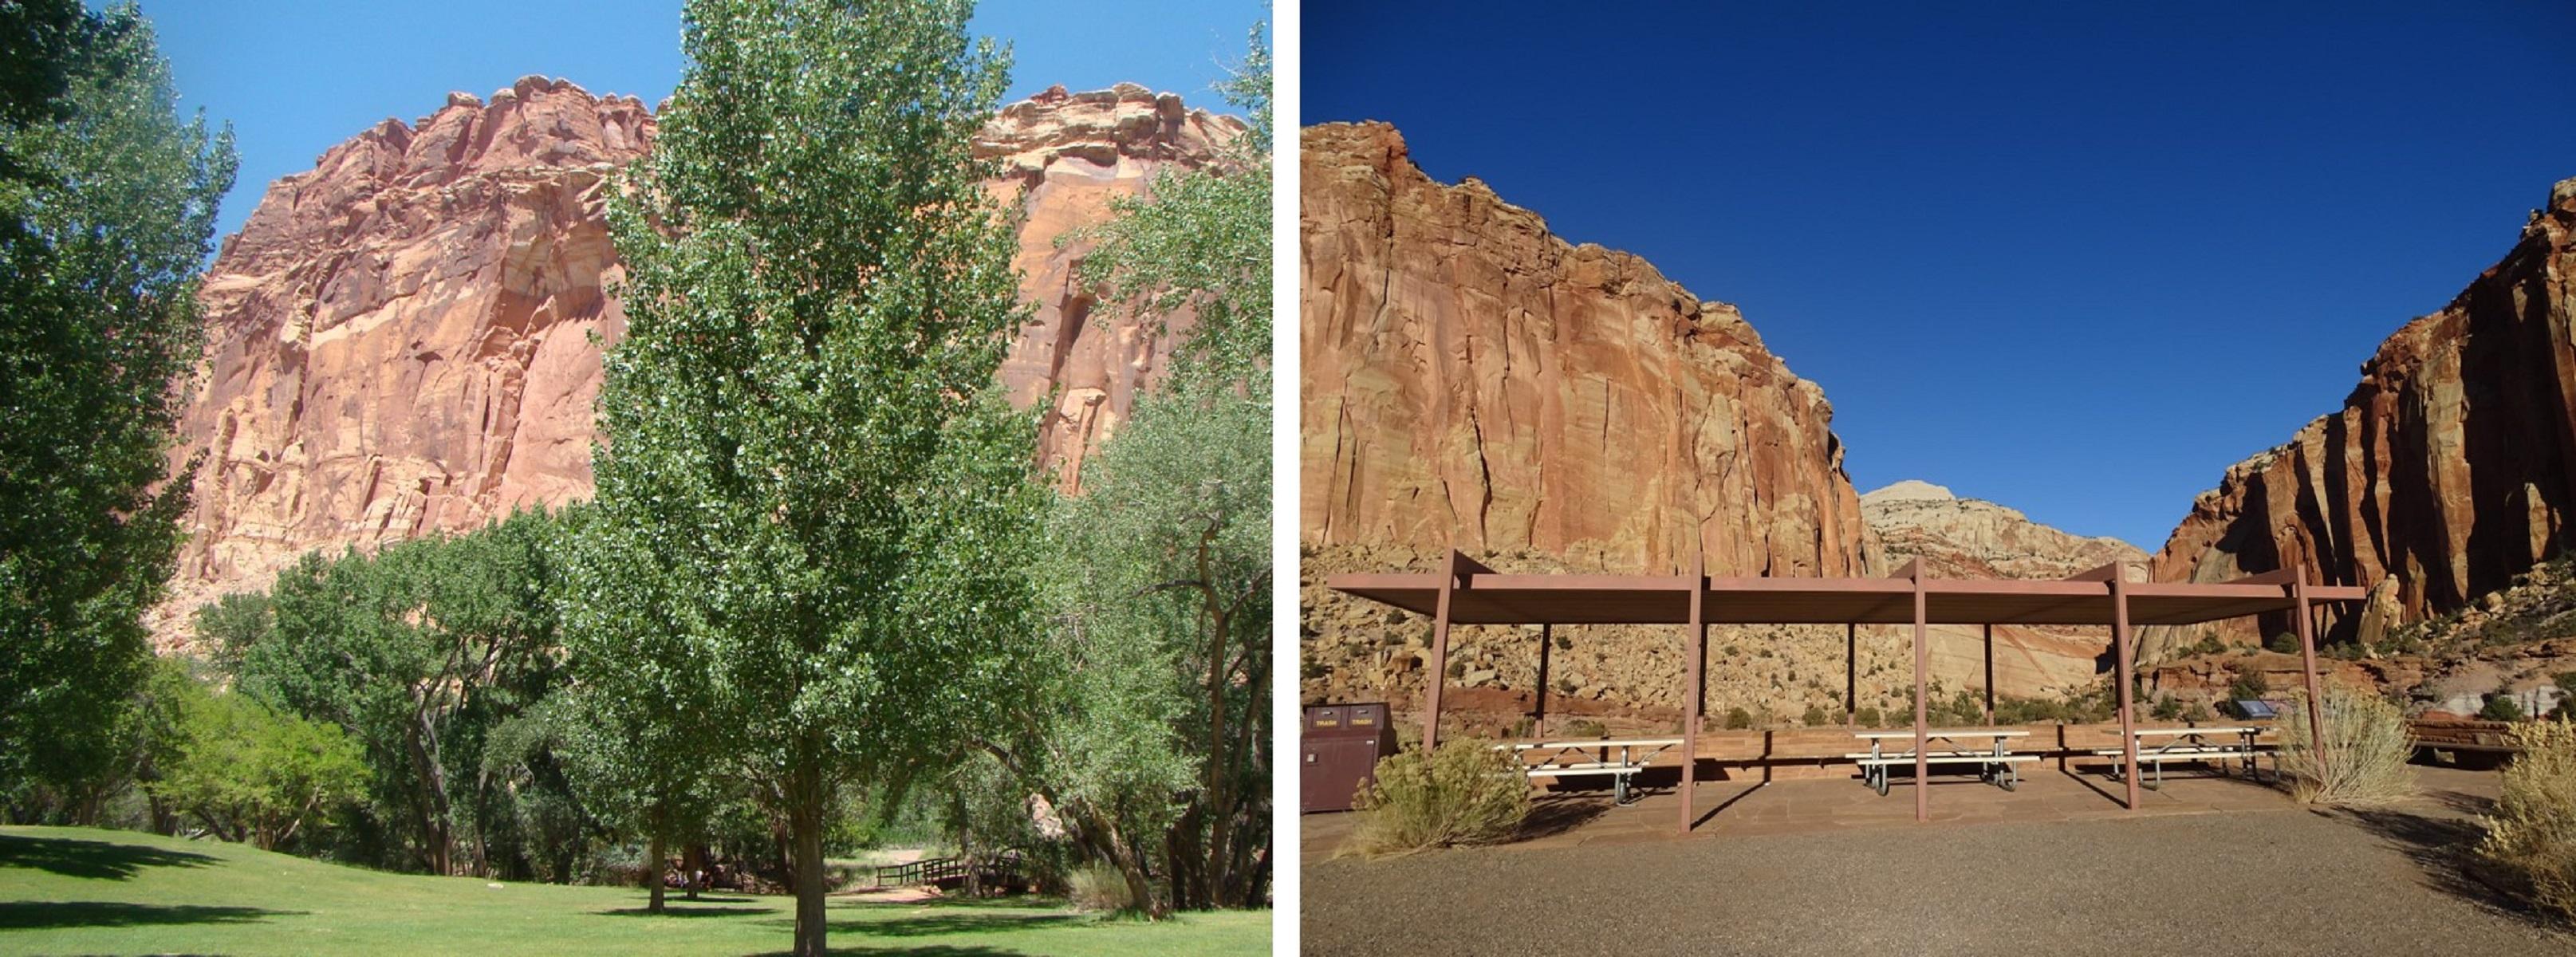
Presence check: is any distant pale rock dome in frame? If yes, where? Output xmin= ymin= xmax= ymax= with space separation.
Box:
xmin=1861 ymin=479 xmax=1956 ymax=504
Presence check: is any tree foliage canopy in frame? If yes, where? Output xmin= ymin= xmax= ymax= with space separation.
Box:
xmin=0 ymin=0 xmax=235 ymax=802
xmin=577 ymin=1 xmax=1046 ymax=950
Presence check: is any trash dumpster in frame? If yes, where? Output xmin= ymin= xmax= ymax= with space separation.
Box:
xmin=1302 ymin=703 xmax=1397 ymax=813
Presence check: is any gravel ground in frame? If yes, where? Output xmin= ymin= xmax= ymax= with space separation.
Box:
xmin=1304 ymin=805 xmax=2576 ymax=955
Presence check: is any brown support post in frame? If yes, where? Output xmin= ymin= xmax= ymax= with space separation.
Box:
xmin=1680 ymin=553 xmax=1707 ymax=837
xmin=2295 ymin=569 xmax=2328 ymax=781
xmin=1423 ymin=550 xmax=1461 ymax=751
xmin=1534 ymin=623 xmax=1552 ymax=739
xmin=1845 ymin=623 xmax=1857 ymax=725
xmin=2112 ymin=573 xmax=2141 ymax=810
xmin=1911 ymin=560 xmax=1930 ymax=823
xmin=1983 ymin=624 xmax=1995 ymax=724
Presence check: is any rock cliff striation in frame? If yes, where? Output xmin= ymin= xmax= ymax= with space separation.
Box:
xmin=1299 ymin=121 xmax=1870 ymax=577
xmin=2148 ymin=176 xmax=2576 ymax=660
xmin=155 ymin=79 xmax=1243 ymax=647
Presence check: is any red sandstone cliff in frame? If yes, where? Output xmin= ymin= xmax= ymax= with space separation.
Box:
xmin=153 ymin=77 xmax=1243 ymax=647
xmin=1299 ymin=121 xmax=1871 ymax=577
xmin=2147 ymin=176 xmax=2576 ymax=660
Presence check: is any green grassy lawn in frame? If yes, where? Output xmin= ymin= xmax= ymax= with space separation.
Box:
xmin=0 ymin=826 xmax=1266 ymax=955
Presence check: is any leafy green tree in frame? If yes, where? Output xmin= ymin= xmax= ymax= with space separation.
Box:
xmin=234 ymin=510 xmax=573 ymax=876
xmin=0 ymin=0 xmax=235 ymax=809
xmin=152 ymin=677 xmax=368 ymax=850
xmin=977 ymin=24 xmax=1273 ymax=914
xmin=581 ymin=2 xmax=1043 ymax=951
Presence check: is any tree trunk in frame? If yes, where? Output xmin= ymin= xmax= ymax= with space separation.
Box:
xmin=683 ymin=843 xmax=707 ymax=900
xmin=646 ymin=829 xmax=667 ymax=913
xmin=789 ymin=759 xmax=827 ymax=957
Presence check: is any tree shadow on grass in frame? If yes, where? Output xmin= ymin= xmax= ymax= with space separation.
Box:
xmin=601 ymin=903 xmax=774 ymax=918
xmin=0 ymin=833 xmax=217 ymax=880
xmin=742 ymin=947 xmax=1027 ymax=956
xmin=0 ymin=900 xmax=296 ymax=931
xmin=822 ymin=911 xmax=1085 ymax=938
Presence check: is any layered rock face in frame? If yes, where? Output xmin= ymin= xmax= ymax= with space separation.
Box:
xmin=2148 ymin=176 xmax=2576 ymax=660
xmin=1302 ymin=121 xmax=1900 ymax=729
xmin=1862 ymin=480 xmax=2145 ymax=695
xmin=155 ymin=79 xmax=1242 ymax=646
xmin=1301 ymin=122 xmax=1872 ymax=577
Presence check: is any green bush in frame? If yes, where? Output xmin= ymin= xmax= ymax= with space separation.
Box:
xmin=2279 ymin=683 xmax=2416 ymax=805
xmin=1723 ymin=707 xmax=1753 ymax=731
xmin=1854 ymin=707 xmax=1883 ymax=728
xmin=2151 ymin=695 xmax=2183 ymax=721
xmin=2227 ymin=670 xmax=2270 ymax=703
xmin=2266 ymin=632 xmax=2300 ymax=654
xmin=1801 ymin=706 xmax=1830 ymax=727
xmin=2482 ymin=694 xmax=2527 ymax=723
xmin=2192 ymin=634 xmax=2228 ymax=656
xmin=2478 ymin=719 xmax=2576 ymax=921
xmin=1349 ymin=739 xmax=1530 ymax=857
xmin=1559 ymin=719 xmax=1608 ymax=739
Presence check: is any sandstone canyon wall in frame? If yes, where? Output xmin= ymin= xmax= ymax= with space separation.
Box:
xmin=154 ymin=77 xmax=1243 ymax=646
xmin=1299 ymin=121 xmax=1871 ymax=577
xmin=2147 ymin=176 xmax=2576 ymax=660
xmin=1303 ymin=122 xmax=2105 ymax=729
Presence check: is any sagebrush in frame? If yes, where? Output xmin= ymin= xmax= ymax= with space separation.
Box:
xmin=2278 ymin=683 xmax=2416 ymax=805
xmin=1348 ymin=739 xmax=1528 ymax=857
xmin=2478 ymin=719 xmax=2576 ymax=922
xmin=1066 ymin=862 xmax=1139 ymax=914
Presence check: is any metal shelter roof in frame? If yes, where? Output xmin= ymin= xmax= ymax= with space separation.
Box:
xmin=1325 ymin=570 xmax=2368 ymax=627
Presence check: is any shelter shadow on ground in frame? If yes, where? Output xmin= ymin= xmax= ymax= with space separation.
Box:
xmin=0 ymin=833 xmax=217 ymax=880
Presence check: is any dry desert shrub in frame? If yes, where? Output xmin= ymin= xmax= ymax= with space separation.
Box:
xmin=2478 ymin=719 xmax=2576 ymax=921
xmin=2279 ymin=683 xmax=2416 ymax=805
xmin=1065 ymin=862 xmax=1137 ymax=913
xmin=1347 ymin=738 xmax=1529 ymax=857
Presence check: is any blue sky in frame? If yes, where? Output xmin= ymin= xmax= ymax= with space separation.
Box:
xmin=1308 ymin=2 xmax=2576 ymax=551
xmin=140 ymin=0 xmax=1263 ymax=244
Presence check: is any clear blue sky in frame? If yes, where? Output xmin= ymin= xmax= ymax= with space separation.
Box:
xmin=1308 ymin=2 xmax=2576 ymax=551
xmin=139 ymin=0 xmax=1263 ymax=244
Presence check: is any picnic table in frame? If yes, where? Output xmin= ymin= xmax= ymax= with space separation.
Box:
xmin=1496 ymin=738 xmax=1682 ymax=805
xmin=2094 ymin=725 xmax=2270 ymax=788
xmin=1846 ymin=729 xmax=2035 ymax=795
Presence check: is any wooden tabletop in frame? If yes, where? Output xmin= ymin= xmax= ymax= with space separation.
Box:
xmin=1852 ymin=729 xmax=2031 ymax=739
xmin=1499 ymin=738 xmax=1685 ymax=750
xmin=2132 ymin=726 xmax=2258 ymax=737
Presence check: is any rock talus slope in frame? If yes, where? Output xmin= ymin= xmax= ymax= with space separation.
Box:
xmin=2149 ymin=176 xmax=2576 ymax=659
xmin=155 ymin=79 xmax=1243 ymax=646
xmin=1861 ymin=480 xmax=2145 ymax=694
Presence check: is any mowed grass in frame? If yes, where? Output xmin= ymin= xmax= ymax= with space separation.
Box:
xmin=0 ymin=826 xmax=1266 ymax=955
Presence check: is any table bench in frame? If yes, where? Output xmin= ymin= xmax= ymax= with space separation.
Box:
xmin=1848 ymin=730 xmax=2037 ymax=795
xmin=2092 ymin=726 xmax=2271 ymax=788
xmin=1496 ymin=738 xmax=1682 ymax=805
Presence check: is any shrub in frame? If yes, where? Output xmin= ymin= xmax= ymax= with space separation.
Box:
xmin=1723 ymin=707 xmax=1753 ymax=730
xmin=2192 ymin=633 xmax=2228 ymax=656
xmin=2266 ymin=632 xmax=2300 ymax=653
xmin=1349 ymin=739 xmax=1530 ymax=857
xmin=1560 ymin=719 xmax=1607 ymax=739
xmin=1854 ymin=706 xmax=1883 ymax=728
xmin=2478 ymin=719 xmax=2576 ymax=921
xmin=2279 ymin=683 xmax=2416 ymax=805
xmin=2227 ymin=670 xmax=2270 ymax=703
xmin=1801 ymin=706 xmax=1830 ymax=727
xmin=1066 ymin=862 xmax=1137 ymax=913
xmin=2482 ymin=693 xmax=2527 ymax=723
xmin=2151 ymin=695 xmax=2183 ymax=721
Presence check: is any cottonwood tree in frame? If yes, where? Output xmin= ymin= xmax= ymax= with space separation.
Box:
xmin=150 ymin=676 xmax=369 ymax=850
xmin=578 ymin=2 xmax=1042 ymax=952
xmin=983 ymin=24 xmax=1273 ymax=912
xmin=0 ymin=0 xmax=234 ymax=810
